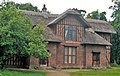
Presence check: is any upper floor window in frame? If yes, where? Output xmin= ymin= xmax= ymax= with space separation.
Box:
xmin=65 ymin=25 xmax=76 ymax=41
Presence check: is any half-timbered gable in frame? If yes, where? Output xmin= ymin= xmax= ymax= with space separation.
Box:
xmin=50 ymin=14 xmax=85 ymax=42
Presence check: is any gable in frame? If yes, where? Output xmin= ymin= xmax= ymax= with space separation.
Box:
xmin=57 ymin=14 xmax=83 ymax=26
xmin=48 ymin=9 xmax=90 ymax=28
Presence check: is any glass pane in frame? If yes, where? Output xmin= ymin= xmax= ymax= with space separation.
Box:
xmin=73 ymin=31 xmax=76 ymax=40
xmin=65 ymin=30 xmax=69 ymax=40
xmin=72 ymin=47 xmax=76 ymax=55
xmin=96 ymin=54 xmax=100 ymax=60
xmin=69 ymin=26 xmax=73 ymax=30
xmin=72 ymin=56 xmax=76 ymax=64
xmin=69 ymin=56 xmax=72 ymax=63
xmin=65 ymin=47 xmax=68 ymax=55
xmin=65 ymin=56 xmax=68 ymax=64
xmin=69 ymin=47 xmax=72 ymax=55
xmin=73 ymin=26 xmax=76 ymax=30
xmin=69 ymin=30 xmax=73 ymax=40
xmin=65 ymin=25 xmax=69 ymax=30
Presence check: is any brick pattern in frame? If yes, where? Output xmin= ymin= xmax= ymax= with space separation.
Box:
xmin=85 ymin=45 xmax=109 ymax=68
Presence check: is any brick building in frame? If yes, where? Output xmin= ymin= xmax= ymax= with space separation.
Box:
xmin=4 ymin=5 xmax=116 ymax=69
xmin=28 ymin=6 xmax=116 ymax=68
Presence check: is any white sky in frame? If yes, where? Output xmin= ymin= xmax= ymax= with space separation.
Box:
xmin=3 ymin=0 xmax=114 ymax=20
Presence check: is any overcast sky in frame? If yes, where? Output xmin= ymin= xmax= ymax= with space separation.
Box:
xmin=5 ymin=0 xmax=114 ymax=20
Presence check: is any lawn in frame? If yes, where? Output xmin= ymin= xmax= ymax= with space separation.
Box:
xmin=70 ymin=68 xmax=120 ymax=76
xmin=0 ymin=70 xmax=46 ymax=76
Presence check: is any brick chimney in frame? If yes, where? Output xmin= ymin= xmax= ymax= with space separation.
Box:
xmin=42 ymin=4 xmax=47 ymax=13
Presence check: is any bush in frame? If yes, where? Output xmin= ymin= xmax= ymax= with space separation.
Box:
xmin=110 ymin=63 xmax=120 ymax=67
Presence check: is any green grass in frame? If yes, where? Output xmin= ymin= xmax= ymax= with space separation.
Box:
xmin=70 ymin=68 xmax=120 ymax=76
xmin=0 ymin=70 xmax=46 ymax=76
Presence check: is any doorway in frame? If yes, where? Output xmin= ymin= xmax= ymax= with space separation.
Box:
xmin=92 ymin=52 xmax=100 ymax=67
xmin=39 ymin=50 xmax=49 ymax=66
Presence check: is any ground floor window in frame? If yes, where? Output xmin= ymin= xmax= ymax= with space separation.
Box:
xmin=39 ymin=57 xmax=48 ymax=66
xmin=64 ymin=46 xmax=76 ymax=64
xmin=92 ymin=52 xmax=100 ymax=67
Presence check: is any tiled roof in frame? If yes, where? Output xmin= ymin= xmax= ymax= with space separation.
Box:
xmin=22 ymin=10 xmax=115 ymax=44
xmin=86 ymin=19 xmax=116 ymax=34
xmin=81 ymin=28 xmax=111 ymax=45
xmin=44 ymin=27 xmax=61 ymax=42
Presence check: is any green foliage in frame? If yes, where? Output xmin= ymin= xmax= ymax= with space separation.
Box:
xmin=86 ymin=10 xmax=107 ymax=21
xmin=0 ymin=70 xmax=46 ymax=76
xmin=16 ymin=3 xmax=40 ymax=12
xmin=1 ymin=1 xmax=40 ymax=12
xmin=77 ymin=9 xmax=86 ymax=17
xmin=110 ymin=63 xmax=120 ymax=67
xmin=70 ymin=69 xmax=120 ymax=76
xmin=0 ymin=1 xmax=49 ymax=67
xmin=110 ymin=0 xmax=120 ymax=64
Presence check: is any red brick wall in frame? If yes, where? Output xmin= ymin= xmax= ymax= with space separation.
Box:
xmin=85 ymin=45 xmax=109 ymax=68
xmin=46 ymin=42 xmax=58 ymax=67
xmin=54 ymin=42 xmax=84 ymax=68
xmin=29 ymin=56 xmax=39 ymax=69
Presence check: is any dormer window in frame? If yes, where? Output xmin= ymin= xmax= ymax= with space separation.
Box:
xmin=65 ymin=25 xmax=76 ymax=41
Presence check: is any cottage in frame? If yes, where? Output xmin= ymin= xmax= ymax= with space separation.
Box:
xmin=4 ymin=5 xmax=116 ymax=69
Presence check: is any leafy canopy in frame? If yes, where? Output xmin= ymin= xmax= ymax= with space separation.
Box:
xmin=110 ymin=0 xmax=120 ymax=64
xmin=0 ymin=1 xmax=49 ymax=63
xmin=86 ymin=10 xmax=107 ymax=21
xmin=1 ymin=1 xmax=40 ymax=12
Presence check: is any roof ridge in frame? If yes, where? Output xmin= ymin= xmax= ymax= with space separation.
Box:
xmin=85 ymin=18 xmax=108 ymax=24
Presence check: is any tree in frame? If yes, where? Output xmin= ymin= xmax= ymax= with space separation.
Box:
xmin=72 ymin=8 xmax=87 ymax=17
xmin=86 ymin=10 xmax=107 ymax=21
xmin=16 ymin=3 xmax=40 ymax=12
xmin=110 ymin=0 xmax=120 ymax=64
xmin=3 ymin=1 xmax=40 ymax=12
xmin=0 ymin=1 xmax=48 ymax=68
xmin=77 ymin=9 xmax=87 ymax=17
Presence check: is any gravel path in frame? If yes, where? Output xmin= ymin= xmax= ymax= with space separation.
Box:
xmin=46 ymin=70 xmax=70 ymax=76
xmin=46 ymin=69 xmax=79 ymax=76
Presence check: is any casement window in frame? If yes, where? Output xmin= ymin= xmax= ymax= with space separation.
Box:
xmin=64 ymin=46 xmax=76 ymax=64
xmin=65 ymin=25 xmax=76 ymax=41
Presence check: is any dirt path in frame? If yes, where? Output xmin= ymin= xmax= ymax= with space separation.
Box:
xmin=46 ymin=69 xmax=79 ymax=76
xmin=46 ymin=70 xmax=70 ymax=76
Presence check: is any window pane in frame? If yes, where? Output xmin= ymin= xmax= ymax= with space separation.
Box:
xmin=69 ymin=26 xmax=73 ymax=30
xmin=65 ymin=25 xmax=69 ymax=30
xmin=69 ymin=47 xmax=72 ymax=55
xmin=65 ymin=47 xmax=68 ymax=55
xmin=73 ymin=26 xmax=76 ymax=30
xmin=69 ymin=30 xmax=73 ymax=40
xmin=64 ymin=46 xmax=76 ymax=64
xmin=72 ymin=47 xmax=76 ymax=55
xmin=96 ymin=54 xmax=100 ymax=61
xmin=69 ymin=56 xmax=72 ymax=63
xmin=73 ymin=31 xmax=76 ymax=40
xmin=65 ymin=56 xmax=68 ymax=64
xmin=65 ymin=30 xmax=68 ymax=37
xmin=65 ymin=25 xmax=69 ymax=40
xmin=64 ymin=25 xmax=76 ymax=41
xmin=72 ymin=56 xmax=76 ymax=64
